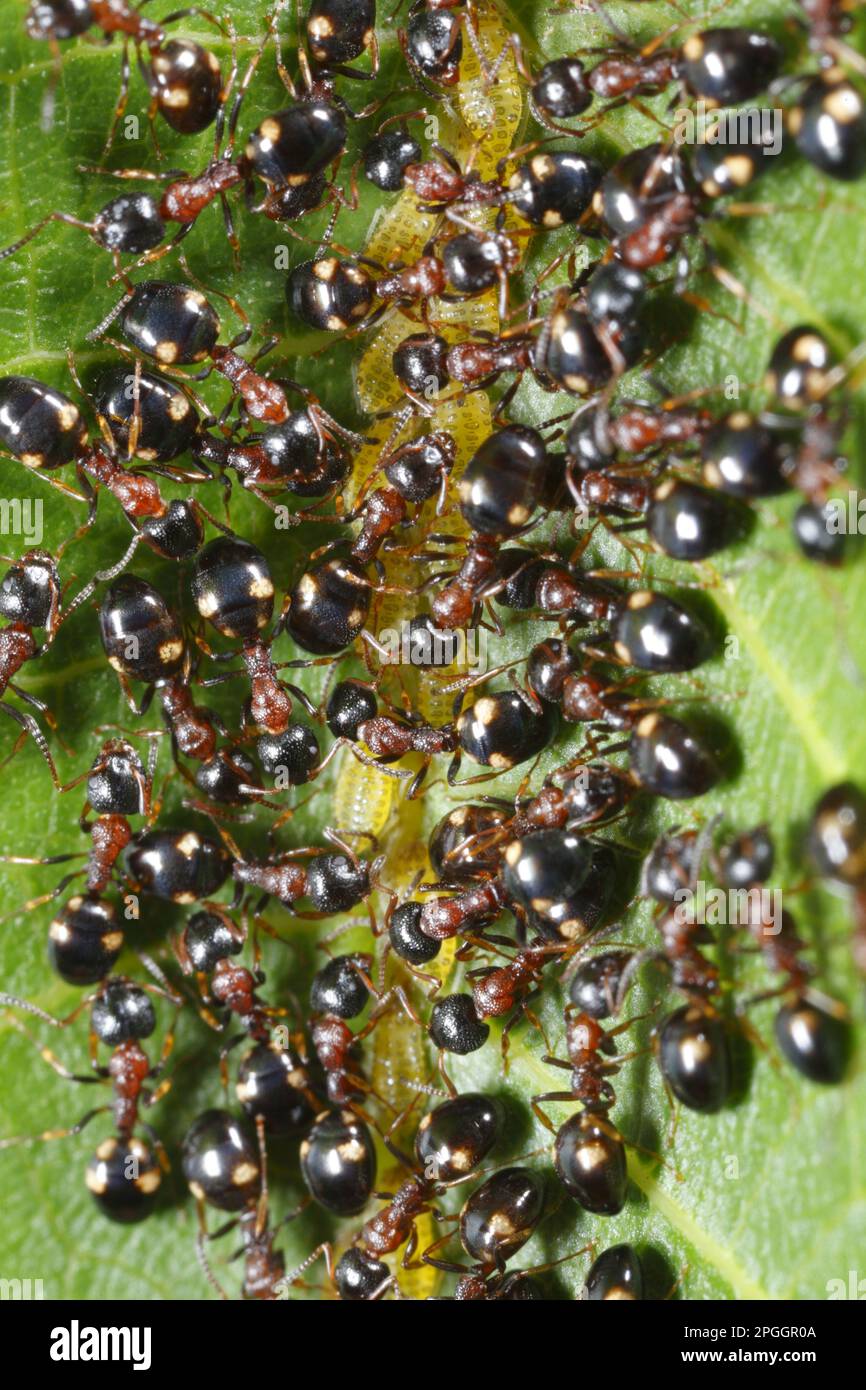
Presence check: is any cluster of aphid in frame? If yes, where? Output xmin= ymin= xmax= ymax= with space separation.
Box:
xmin=0 ymin=0 xmax=863 ymax=1301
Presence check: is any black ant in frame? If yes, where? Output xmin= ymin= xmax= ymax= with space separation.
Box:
xmin=0 ymin=544 xmax=140 ymax=787
xmin=182 ymin=1106 xmax=300 ymax=1299
xmin=88 ymin=278 xmax=294 ymax=427
xmin=174 ymin=905 xmax=321 ymax=1130
xmin=67 ymin=3 xmax=360 ymax=281
xmin=532 ymin=1004 xmax=660 ymax=1215
xmin=0 ymin=367 xmax=213 ymax=560
xmin=24 ymin=0 xmax=229 ymax=148
xmin=308 ymin=951 xmax=422 ymax=1116
xmin=98 ymin=571 xmax=295 ymax=806
xmin=713 ymin=823 xmax=849 ymax=1085
xmin=0 ymin=972 xmax=180 ymax=1222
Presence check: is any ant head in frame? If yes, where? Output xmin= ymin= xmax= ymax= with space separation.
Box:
xmin=87 ymin=739 xmax=149 ymax=816
xmin=181 ymin=909 xmax=244 ymax=974
xmin=92 ymin=977 xmax=157 ymax=1045
xmin=0 ymin=548 xmax=61 ymax=629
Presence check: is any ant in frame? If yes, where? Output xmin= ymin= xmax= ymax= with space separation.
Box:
xmin=532 ymin=1004 xmax=658 ymax=1215
xmin=509 ymin=22 xmax=781 ymax=135
xmin=308 ymin=951 xmax=422 ymax=1117
xmin=71 ymin=2 xmax=363 ymax=281
xmin=399 ymin=0 xmax=512 ymax=94
xmin=174 ymin=905 xmax=321 ymax=1129
xmin=182 ymin=1106 xmax=301 ymax=1299
xmin=189 ymin=536 xmax=325 ymax=788
xmin=0 ymin=544 xmax=141 ymax=788
xmin=785 ymin=2 xmax=866 ymax=180
xmin=98 ymin=572 xmax=295 ymax=805
xmin=288 ymin=217 xmax=523 ymax=334
xmin=353 ymin=1089 xmax=503 ymax=1266
xmin=320 ymin=676 xmax=460 ymax=798
xmin=0 ymin=973 xmax=179 ymax=1222
xmin=713 ymin=823 xmax=849 ymax=1085
xmin=420 ymin=1164 xmax=548 ymax=1281
xmin=0 ymin=368 xmax=212 ymax=561
xmin=190 ymin=389 xmax=365 ymax=510
xmin=606 ymin=823 xmax=732 ymax=1114
xmin=88 ymin=278 xmax=293 ymax=427
xmin=217 ymin=821 xmax=393 ymax=936
xmin=23 ymin=0 xmax=228 ymax=148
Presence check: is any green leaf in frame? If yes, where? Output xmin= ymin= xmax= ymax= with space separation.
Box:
xmin=0 ymin=0 xmax=864 ymax=1302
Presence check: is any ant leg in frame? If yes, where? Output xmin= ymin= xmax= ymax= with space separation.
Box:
xmin=530 ymin=1092 xmax=576 ymax=1134
xmin=103 ymin=37 xmax=132 ymax=158
xmin=0 ymin=1104 xmax=110 ymax=1150
xmin=194 ymin=1204 xmax=231 ymax=1301
xmin=0 ymin=702 xmax=60 ymax=789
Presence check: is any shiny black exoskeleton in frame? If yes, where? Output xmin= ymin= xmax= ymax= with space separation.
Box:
xmin=458 ymin=1166 xmax=545 ymax=1270
xmin=99 ymin=575 xmax=186 ymax=687
xmin=530 ymin=58 xmax=592 ymax=124
xmin=534 ymin=306 xmax=618 ymax=394
xmin=788 ymin=68 xmax=866 ymax=181
xmin=458 ymin=425 xmax=550 ymax=536
xmin=402 ymin=7 xmax=462 ymax=87
xmin=86 ymin=1136 xmax=163 ymax=1223
xmin=0 ymin=374 xmax=86 ymax=469
xmin=393 ymin=331 xmax=450 ymax=397
xmin=306 ymin=0 xmax=376 ymax=68
xmin=236 ymin=1042 xmax=318 ymax=1135
xmin=363 ymin=123 xmax=422 ymax=190
xmin=715 ymin=824 xmax=775 ymax=891
xmin=701 ymin=412 xmax=788 ymax=497
xmin=0 ymin=192 xmax=167 ymax=267
xmin=507 ymin=152 xmax=603 ymax=227
xmin=25 ymin=3 xmax=224 ymax=138
xmin=285 ymin=554 xmax=371 ymax=655
xmin=502 ymin=828 xmax=594 ymax=935
xmin=808 ymin=781 xmax=866 ymax=884
xmin=182 ymin=1108 xmax=261 ymax=1211
xmin=415 ymin=1092 xmax=504 ymax=1181
xmin=765 ymin=324 xmax=835 ymax=407
xmin=192 ymin=536 xmax=275 ymax=643
xmin=678 ymin=28 xmax=782 ymax=105
xmin=612 ymin=590 xmax=712 ymax=673
xmin=92 ymin=366 xmax=199 ymax=462
xmin=429 ymin=993 xmax=490 ymax=1054
xmin=300 ymin=1108 xmax=377 ymax=1214
xmin=388 ymin=901 xmax=442 ymax=964
xmin=658 ymin=1004 xmax=731 ymax=1111
xmin=112 ymin=280 xmax=219 ymax=365
xmin=569 ymin=951 xmax=633 ymax=1019
xmin=245 ymin=105 xmax=348 ymax=187
xmin=456 ymin=688 xmax=554 ymax=771
xmin=334 ymin=1248 xmax=393 ymax=1300
xmin=48 ymin=895 xmax=124 ymax=984
xmin=629 ymin=713 xmax=720 ymax=800
xmin=584 ymin=1243 xmax=644 ymax=1300
xmin=646 ymin=478 xmax=746 ymax=560
xmin=124 ymin=830 xmax=231 ymax=903
xmin=384 ymin=431 xmax=455 ymax=503
xmin=288 ymin=257 xmax=375 ymax=331
xmin=774 ymin=998 xmax=848 ymax=1084
xmin=310 ymin=953 xmax=372 ymax=1019
xmin=793 ymin=501 xmax=844 ymax=564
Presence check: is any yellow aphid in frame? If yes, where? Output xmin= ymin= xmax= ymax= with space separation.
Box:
xmin=456 ymin=0 xmax=524 ymax=177
xmin=354 ymin=310 xmax=421 ymax=414
xmin=332 ymin=743 xmax=396 ymax=840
